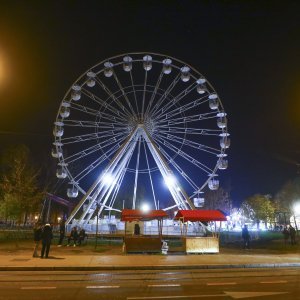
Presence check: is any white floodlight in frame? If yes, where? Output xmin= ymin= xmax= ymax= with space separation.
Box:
xmin=164 ymin=175 xmax=176 ymax=187
xmin=103 ymin=173 xmax=114 ymax=186
xmin=141 ymin=203 xmax=150 ymax=213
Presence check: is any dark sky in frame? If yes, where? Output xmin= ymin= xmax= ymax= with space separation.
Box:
xmin=0 ymin=0 xmax=299 ymax=206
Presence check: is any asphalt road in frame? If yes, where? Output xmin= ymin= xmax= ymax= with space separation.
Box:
xmin=0 ymin=268 xmax=299 ymax=300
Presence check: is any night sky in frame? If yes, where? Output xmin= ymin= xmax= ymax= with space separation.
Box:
xmin=0 ymin=1 xmax=299 ymax=206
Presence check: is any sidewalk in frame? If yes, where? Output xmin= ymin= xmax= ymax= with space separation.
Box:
xmin=1 ymin=249 xmax=300 ymax=271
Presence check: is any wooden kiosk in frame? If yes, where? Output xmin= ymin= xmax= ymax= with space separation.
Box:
xmin=174 ymin=210 xmax=227 ymax=254
xmin=121 ymin=209 xmax=168 ymax=253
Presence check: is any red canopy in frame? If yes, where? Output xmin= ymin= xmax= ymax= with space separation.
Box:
xmin=174 ymin=210 xmax=227 ymax=222
xmin=121 ymin=209 xmax=168 ymax=222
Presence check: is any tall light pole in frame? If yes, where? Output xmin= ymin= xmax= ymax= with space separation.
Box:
xmin=95 ymin=204 xmax=100 ymax=249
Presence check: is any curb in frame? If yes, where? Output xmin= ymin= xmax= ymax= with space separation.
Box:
xmin=1 ymin=263 xmax=300 ymax=271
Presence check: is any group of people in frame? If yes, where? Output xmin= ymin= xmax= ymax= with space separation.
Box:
xmin=241 ymin=223 xmax=298 ymax=250
xmin=282 ymin=225 xmax=297 ymax=245
xmin=58 ymin=222 xmax=88 ymax=247
xmin=32 ymin=221 xmax=88 ymax=258
xmin=63 ymin=226 xmax=87 ymax=247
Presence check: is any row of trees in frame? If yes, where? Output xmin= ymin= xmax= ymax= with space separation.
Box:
xmin=240 ymin=178 xmax=300 ymax=228
xmin=1 ymin=144 xmax=300 ymax=228
xmin=204 ymin=179 xmax=300 ymax=228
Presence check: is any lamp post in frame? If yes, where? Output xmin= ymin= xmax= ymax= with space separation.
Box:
xmin=95 ymin=204 xmax=100 ymax=249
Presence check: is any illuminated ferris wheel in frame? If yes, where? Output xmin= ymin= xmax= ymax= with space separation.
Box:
xmin=52 ymin=53 xmax=230 ymax=225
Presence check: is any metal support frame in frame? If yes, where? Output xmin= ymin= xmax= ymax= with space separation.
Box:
xmin=66 ymin=125 xmax=194 ymax=226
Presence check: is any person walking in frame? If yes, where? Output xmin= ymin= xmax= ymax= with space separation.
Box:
xmin=242 ymin=224 xmax=250 ymax=249
xmin=32 ymin=222 xmax=42 ymax=257
xmin=57 ymin=220 xmax=66 ymax=247
xmin=289 ymin=225 xmax=296 ymax=245
xmin=41 ymin=223 xmax=53 ymax=258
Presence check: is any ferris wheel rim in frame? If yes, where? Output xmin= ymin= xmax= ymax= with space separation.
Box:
xmin=52 ymin=52 xmax=229 ymax=215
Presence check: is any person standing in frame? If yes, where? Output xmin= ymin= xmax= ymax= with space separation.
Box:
xmin=57 ymin=220 xmax=66 ymax=247
xmin=78 ymin=228 xmax=87 ymax=245
xmin=33 ymin=222 xmax=42 ymax=257
xmin=289 ymin=225 xmax=296 ymax=245
xmin=282 ymin=226 xmax=290 ymax=245
xmin=242 ymin=224 xmax=250 ymax=249
xmin=41 ymin=223 xmax=53 ymax=258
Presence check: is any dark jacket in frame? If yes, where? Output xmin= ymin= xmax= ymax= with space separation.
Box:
xmin=33 ymin=226 xmax=42 ymax=242
xmin=41 ymin=225 xmax=53 ymax=243
xmin=59 ymin=223 xmax=66 ymax=235
xmin=70 ymin=228 xmax=79 ymax=239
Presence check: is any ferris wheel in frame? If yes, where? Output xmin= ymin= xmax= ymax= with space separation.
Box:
xmin=52 ymin=52 xmax=230 ymax=225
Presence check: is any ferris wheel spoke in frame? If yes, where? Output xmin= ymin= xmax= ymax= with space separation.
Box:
xmin=63 ymin=133 xmax=126 ymax=164
xmin=129 ymin=71 xmax=139 ymax=115
xmin=143 ymin=138 xmax=158 ymax=210
xmin=81 ymin=88 xmax=129 ymax=121
xmin=61 ymin=128 xmax=129 ymax=145
xmin=110 ymin=137 xmax=137 ymax=210
xmin=141 ymin=70 xmax=148 ymax=117
xmin=148 ymin=74 xmax=180 ymax=117
xmin=94 ymin=76 xmax=133 ymax=119
xmin=132 ymin=136 xmax=141 ymax=209
xmin=107 ymin=168 xmax=126 ymax=211
xmin=153 ymin=131 xmax=220 ymax=155
xmin=63 ymin=119 xmax=127 ymax=129
xmin=153 ymin=135 xmax=213 ymax=174
xmin=156 ymin=126 xmax=222 ymax=136
xmin=158 ymin=146 xmax=199 ymax=190
xmin=70 ymin=102 xmax=125 ymax=123
xmin=156 ymin=111 xmax=218 ymax=126
xmin=145 ymin=70 xmax=164 ymax=117
xmin=72 ymin=143 xmax=121 ymax=182
xmin=152 ymin=94 xmax=208 ymax=123
xmin=107 ymin=146 xmax=134 ymax=210
xmin=95 ymin=132 xmax=139 ymax=216
xmin=112 ymin=72 xmax=136 ymax=117
xmin=151 ymin=81 xmax=197 ymax=120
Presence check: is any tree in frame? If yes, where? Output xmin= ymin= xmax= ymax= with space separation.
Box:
xmin=0 ymin=145 xmax=44 ymax=224
xmin=203 ymin=187 xmax=232 ymax=215
xmin=241 ymin=194 xmax=275 ymax=228
xmin=274 ymin=177 xmax=300 ymax=217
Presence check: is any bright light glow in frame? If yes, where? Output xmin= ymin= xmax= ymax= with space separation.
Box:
xmin=34 ymin=215 xmax=38 ymax=220
xmin=141 ymin=203 xmax=150 ymax=213
xmin=294 ymin=203 xmax=300 ymax=215
xmin=57 ymin=217 xmax=61 ymax=222
xmin=103 ymin=174 xmax=114 ymax=185
xmin=164 ymin=175 xmax=176 ymax=187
